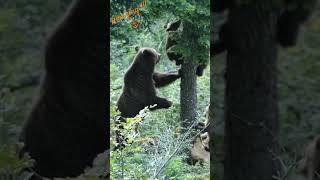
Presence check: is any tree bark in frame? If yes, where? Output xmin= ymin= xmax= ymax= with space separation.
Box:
xmin=210 ymin=48 xmax=215 ymax=176
xmin=224 ymin=3 xmax=281 ymax=180
xmin=180 ymin=59 xmax=197 ymax=133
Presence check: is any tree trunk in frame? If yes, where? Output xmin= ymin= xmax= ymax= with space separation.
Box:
xmin=180 ymin=59 xmax=197 ymax=133
xmin=210 ymin=49 xmax=215 ymax=176
xmin=224 ymin=3 xmax=281 ymax=180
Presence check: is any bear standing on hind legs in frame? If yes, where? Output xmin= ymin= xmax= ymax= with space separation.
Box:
xmin=117 ymin=47 xmax=181 ymax=118
xmin=20 ymin=0 xmax=107 ymax=178
xmin=115 ymin=47 xmax=180 ymax=149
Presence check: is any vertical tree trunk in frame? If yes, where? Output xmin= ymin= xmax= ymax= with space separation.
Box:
xmin=180 ymin=59 xmax=197 ymax=133
xmin=210 ymin=49 xmax=215 ymax=176
xmin=224 ymin=3 xmax=281 ymax=180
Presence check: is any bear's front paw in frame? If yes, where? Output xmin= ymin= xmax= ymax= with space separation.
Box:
xmin=196 ymin=67 xmax=204 ymax=77
xmin=164 ymin=100 xmax=173 ymax=108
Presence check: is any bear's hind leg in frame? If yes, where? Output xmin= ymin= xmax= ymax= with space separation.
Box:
xmin=150 ymin=97 xmax=172 ymax=110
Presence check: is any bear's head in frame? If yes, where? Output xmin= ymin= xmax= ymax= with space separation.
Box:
xmin=165 ymin=19 xmax=181 ymax=31
xmin=134 ymin=47 xmax=161 ymax=71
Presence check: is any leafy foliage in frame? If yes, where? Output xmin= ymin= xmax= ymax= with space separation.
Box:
xmin=110 ymin=1 xmax=210 ymax=178
xmin=110 ymin=0 xmax=210 ymax=64
xmin=0 ymin=145 xmax=34 ymax=180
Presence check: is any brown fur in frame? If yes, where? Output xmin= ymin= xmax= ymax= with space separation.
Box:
xmin=165 ymin=20 xmax=184 ymax=66
xmin=188 ymin=105 xmax=211 ymax=165
xmin=19 ymin=0 xmax=107 ymax=178
xmin=301 ymin=135 xmax=320 ymax=180
xmin=188 ymin=132 xmax=210 ymax=165
xmin=165 ymin=20 xmax=207 ymax=76
xmin=116 ymin=47 xmax=180 ymax=149
xmin=117 ymin=47 xmax=180 ymax=118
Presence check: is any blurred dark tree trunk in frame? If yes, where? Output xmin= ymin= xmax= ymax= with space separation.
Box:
xmin=180 ymin=59 xmax=197 ymax=133
xmin=224 ymin=2 xmax=281 ymax=180
xmin=209 ymin=51 xmax=215 ymax=176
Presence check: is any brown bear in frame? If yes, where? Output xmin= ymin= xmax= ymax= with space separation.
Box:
xmin=165 ymin=20 xmax=207 ymax=76
xmin=19 ymin=0 xmax=107 ymax=178
xmin=300 ymin=135 xmax=320 ymax=180
xmin=187 ymin=104 xmax=211 ymax=165
xmin=188 ymin=132 xmax=210 ymax=165
xmin=115 ymin=47 xmax=180 ymax=149
xmin=164 ymin=20 xmax=184 ymax=66
xmin=116 ymin=47 xmax=181 ymax=118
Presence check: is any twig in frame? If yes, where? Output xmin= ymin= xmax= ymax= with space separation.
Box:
xmin=152 ymin=120 xmax=197 ymax=178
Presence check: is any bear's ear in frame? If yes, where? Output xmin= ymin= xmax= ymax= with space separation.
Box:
xmin=135 ymin=46 xmax=140 ymax=52
xmin=166 ymin=19 xmax=181 ymax=31
xmin=141 ymin=48 xmax=152 ymax=56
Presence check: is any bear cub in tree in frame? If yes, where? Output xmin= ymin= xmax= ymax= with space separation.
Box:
xmin=165 ymin=20 xmax=207 ymax=76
